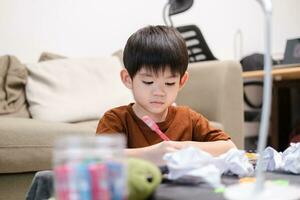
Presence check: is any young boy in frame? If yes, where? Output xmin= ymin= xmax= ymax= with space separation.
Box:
xmin=96 ymin=25 xmax=236 ymax=165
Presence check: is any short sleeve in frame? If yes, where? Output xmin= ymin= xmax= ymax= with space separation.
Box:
xmin=190 ymin=109 xmax=231 ymax=141
xmin=96 ymin=111 xmax=125 ymax=135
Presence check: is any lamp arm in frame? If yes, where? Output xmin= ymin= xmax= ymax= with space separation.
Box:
xmin=162 ymin=2 xmax=174 ymax=27
xmin=256 ymin=0 xmax=272 ymax=14
xmin=254 ymin=0 xmax=273 ymax=193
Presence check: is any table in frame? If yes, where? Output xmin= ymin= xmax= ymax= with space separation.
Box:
xmin=155 ymin=172 xmax=300 ymax=200
xmin=242 ymin=63 xmax=300 ymax=151
xmin=26 ymin=170 xmax=300 ymax=200
xmin=242 ymin=63 xmax=300 ymax=80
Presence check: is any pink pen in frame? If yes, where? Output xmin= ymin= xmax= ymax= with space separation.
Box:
xmin=142 ymin=115 xmax=171 ymax=141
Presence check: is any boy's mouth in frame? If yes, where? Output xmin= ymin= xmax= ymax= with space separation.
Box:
xmin=150 ymin=101 xmax=164 ymax=105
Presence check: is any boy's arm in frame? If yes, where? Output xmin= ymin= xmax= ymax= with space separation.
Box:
xmin=179 ymin=140 xmax=236 ymax=156
xmin=124 ymin=140 xmax=236 ymax=165
xmin=190 ymin=110 xmax=237 ymax=155
xmin=124 ymin=141 xmax=183 ymax=166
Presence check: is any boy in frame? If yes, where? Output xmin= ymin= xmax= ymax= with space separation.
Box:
xmin=96 ymin=25 xmax=236 ymax=165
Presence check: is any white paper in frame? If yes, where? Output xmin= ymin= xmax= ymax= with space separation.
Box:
xmin=258 ymin=143 xmax=300 ymax=174
xmin=282 ymin=143 xmax=300 ymax=174
xmin=260 ymin=146 xmax=283 ymax=171
xmin=214 ymin=148 xmax=254 ymax=177
xmin=163 ymin=146 xmax=254 ymax=187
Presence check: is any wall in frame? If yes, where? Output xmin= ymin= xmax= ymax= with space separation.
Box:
xmin=0 ymin=0 xmax=299 ymax=62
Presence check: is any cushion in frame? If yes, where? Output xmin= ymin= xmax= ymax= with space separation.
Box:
xmin=38 ymin=52 xmax=66 ymax=62
xmin=25 ymin=56 xmax=133 ymax=122
xmin=0 ymin=117 xmax=97 ymax=173
xmin=112 ymin=49 xmax=124 ymax=66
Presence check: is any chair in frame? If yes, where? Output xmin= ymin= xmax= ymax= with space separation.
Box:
xmin=242 ymin=81 xmax=262 ymax=144
xmin=240 ymin=55 xmax=264 ymax=140
xmin=244 ymin=81 xmax=263 ymax=110
xmin=176 ymin=25 xmax=217 ymax=63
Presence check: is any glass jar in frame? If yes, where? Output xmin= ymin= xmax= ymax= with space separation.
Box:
xmin=53 ymin=134 xmax=127 ymax=200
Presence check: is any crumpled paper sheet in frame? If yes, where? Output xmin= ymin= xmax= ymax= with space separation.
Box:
xmin=163 ymin=147 xmax=254 ymax=187
xmin=260 ymin=143 xmax=300 ymax=174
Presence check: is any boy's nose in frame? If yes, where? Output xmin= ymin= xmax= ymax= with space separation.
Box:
xmin=152 ymin=85 xmax=165 ymax=96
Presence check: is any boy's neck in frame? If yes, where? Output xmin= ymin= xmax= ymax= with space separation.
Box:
xmin=132 ymin=103 xmax=168 ymax=123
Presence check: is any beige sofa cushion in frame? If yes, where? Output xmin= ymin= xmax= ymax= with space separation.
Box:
xmin=38 ymin=52 xmax=66 ymax=62
xmin=0 ymin=117 xmax=98 ymax=173
xmin=25 ymin=57 xmax=133 ymax=122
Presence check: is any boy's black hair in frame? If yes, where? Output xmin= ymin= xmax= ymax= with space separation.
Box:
xmin=123 ymin=25 xmax=188 ymax=78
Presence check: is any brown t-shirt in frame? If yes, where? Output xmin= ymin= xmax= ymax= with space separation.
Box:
xmin=96 ymin=104 xmax=230 ymax=148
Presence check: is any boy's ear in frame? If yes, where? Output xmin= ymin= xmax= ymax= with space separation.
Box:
xmin=120 ymin=69 xmax=133 ymax=89
xmin=179 ymin=72 xmax=189 ymax=90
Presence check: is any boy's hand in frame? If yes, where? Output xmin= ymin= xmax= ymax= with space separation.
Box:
xmin=125 ymin=141 xmax=185 ymax=166
xmin=144 ymin=141 xmax=184 ymax=165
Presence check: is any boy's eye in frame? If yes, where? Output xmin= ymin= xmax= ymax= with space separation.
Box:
xmin=165 ymin=82 xmax=175 ymax=86
xmin=142 ymin=81 xmax=153 ymax=85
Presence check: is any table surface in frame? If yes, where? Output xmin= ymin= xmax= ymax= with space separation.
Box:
xmin=242 ymin=63 xmax=300 ymax=80
xmin=27 ymin=170 xmax=300 ymax=200
xmin=154 ymin=172 xmax=300 ymax=200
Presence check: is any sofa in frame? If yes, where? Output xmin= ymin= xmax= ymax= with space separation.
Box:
xmin=0 ymin=54 xmax=244 ymax=200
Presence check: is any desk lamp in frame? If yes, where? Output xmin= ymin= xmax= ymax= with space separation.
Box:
xmin=163 ymin=0 xmax=300 ymax=199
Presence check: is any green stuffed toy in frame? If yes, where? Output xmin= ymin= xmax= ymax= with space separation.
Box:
xmin=127 ymin=158 xmax=162 ymax=200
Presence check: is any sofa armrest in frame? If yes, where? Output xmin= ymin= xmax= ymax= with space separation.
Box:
xmin=176 ymin=60 xmax=244 ymax=149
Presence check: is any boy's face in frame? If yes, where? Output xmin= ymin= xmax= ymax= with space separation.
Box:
xmin=121 ymin=66 xmax=188 ymax=120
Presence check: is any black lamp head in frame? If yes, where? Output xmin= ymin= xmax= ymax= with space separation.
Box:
xmin=168 ymin=0 xmax=194 ymax=16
